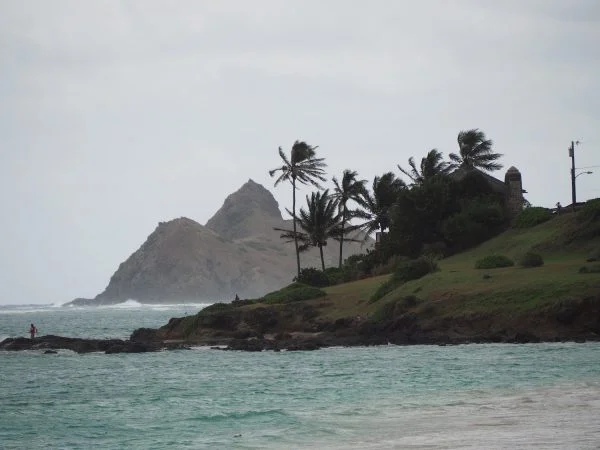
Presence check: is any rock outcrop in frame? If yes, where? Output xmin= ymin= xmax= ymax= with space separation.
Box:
xmin=68 ymin=179 xmax=371 ymax=305
xmin=0 ymin=335 xmax=189 ymax=354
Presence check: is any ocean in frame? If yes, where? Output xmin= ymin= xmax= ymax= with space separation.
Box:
xmin=1 ymin=302 xmax=599 ymax=449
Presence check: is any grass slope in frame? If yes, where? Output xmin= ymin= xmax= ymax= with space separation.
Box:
xmin=319 ymin=214 xmax=600 ymax=323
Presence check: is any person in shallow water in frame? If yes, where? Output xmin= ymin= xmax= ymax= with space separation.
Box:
xmin=29 ymin=323 xmax=38 ymax=339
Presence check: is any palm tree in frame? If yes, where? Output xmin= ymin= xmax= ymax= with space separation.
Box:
xmin=275 ymin=190 xmax=342 ymax=271
xmin=296 ymin=190 xmax=340 ymax=271
xmin=355 ymin=172 xmax=406 ymax=238
xmin=332 ymin=170 xmax=367 ymax=267
xmin=397 ymin=149 xmax=451 ymax=185
xmin=269 ymin=140 xmax=327 ymax=277
xmin=449 ymin=129 xmax=503 ymax=172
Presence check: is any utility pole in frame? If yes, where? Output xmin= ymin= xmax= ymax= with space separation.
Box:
xmin=569 ymin=141 xmax=576 ymax=212
xmin=569 ymin=140 xmax=580 ymax=212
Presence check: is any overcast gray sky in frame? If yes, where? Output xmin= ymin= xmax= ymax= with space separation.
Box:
xmin=1 ymin=1 xmax=599 ymax=305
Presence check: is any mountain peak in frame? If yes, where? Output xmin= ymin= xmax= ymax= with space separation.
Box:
xmin=205 ymin=180 xmax=283 ymax=240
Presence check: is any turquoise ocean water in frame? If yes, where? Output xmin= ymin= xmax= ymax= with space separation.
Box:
xmin=1 ymin=302 xmax=600 ymax=449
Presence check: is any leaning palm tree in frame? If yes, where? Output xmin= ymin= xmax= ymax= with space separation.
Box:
xmin=332 ymin=170 xmax=367 ymax=267
xmin=448 ymin=129 xmax=503 ymax=172
xmin=296 ymin=190 xmax=341 ymax=271
xmin=269 ymin=141 xmax=327 ymax=277
xmin=398 ymin=149 xmax=452 ymax=185
xmin=275 ymin=190 xmax=341 ymax=271
xmin=355 ymin=172 xmax=406 ymax=238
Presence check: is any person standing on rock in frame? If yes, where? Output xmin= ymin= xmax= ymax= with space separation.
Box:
xmin=29 ymin=323 xmax=38 ymax=339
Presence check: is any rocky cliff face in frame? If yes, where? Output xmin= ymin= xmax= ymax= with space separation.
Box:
xmin=73 ymin=179 xmax=371 ymax=305
xmin=205 ymin=179 xmax=283 ymax=240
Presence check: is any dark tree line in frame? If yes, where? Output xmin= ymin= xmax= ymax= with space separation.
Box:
xmin=269 ymin=129 xmax=507 ymax=279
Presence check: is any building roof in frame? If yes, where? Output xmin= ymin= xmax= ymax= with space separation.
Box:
xmin=448 ymin=166 xmax=507 ymax=194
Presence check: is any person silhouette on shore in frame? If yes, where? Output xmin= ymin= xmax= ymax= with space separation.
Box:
xmin=29 ymin=323 xmax=38 ymax=339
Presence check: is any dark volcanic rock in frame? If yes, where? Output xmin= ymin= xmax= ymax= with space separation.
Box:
xmin=0 ymin=335 xmax=162 ymax=354
xmin=130 ymin=327 xmax=161 ymax=342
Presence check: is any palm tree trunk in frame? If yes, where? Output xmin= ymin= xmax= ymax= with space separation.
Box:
xmin=292 ymin=176 xmax=301 ymax=277
xmin=338 ymin=204 xmax=346 ymax=268
xmin=319 ymin=245 xmax=325 ymax=271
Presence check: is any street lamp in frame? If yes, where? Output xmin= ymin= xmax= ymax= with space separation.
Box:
xmin=575 ymin=171 xmax=593 ymax=179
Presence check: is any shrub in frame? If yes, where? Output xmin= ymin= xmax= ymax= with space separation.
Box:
xmin=587 ymin=247 xmax=600 ymax=262
xmin=371 ymin=255 xmax=408 ymax=277
xmin=441 ymin=199 xmax=506 ymax=251
xmin=294 ymin=267 xmax=329 ymax=287
xmin=513 ymin=207 xmax=553 ymax=228
xmin=578 ymin=198 xmax=600 ymax=222
xmin=422 ymin=241 xmax=449 ymax=259
xmin=260 ymin=283 xmax=326 ymax=305
xmin=370 ymin=257 xmax=438 ymax=303
xmin=294 ymin=267 xmax=351 ymax=287
xmin=323 ymin=267 xmax=344 ymax=286
xmin=392 ymin=257 xmax=439 ymax=283
xmin=579 ymin=264 xmax=600 ymax=274
xmin=519 ymin=251 xmax=544 ymax=268
xmin=475 ymin=255 xmax=514 ymax=269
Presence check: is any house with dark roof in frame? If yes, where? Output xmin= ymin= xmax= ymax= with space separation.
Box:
xmin=449 ymin=166 xmax=526 ymax=218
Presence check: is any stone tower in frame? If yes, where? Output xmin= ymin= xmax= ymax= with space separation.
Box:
xmin=504 ymin=166 xmax=524 ymax=218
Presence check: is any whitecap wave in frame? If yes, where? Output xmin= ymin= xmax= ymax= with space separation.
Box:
xmin=148 ymin=303 xmax=213 ymax=311
xmin=108 ymin=299 xmax=144 ymax=309
xmin=101 ymin=300 xmax=213 ymax=311
xmin=0 ymin=304 xmax=56 ymax=314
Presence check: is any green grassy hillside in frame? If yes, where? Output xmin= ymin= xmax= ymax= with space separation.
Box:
xmin=318 ymin=212 xmax=600 ymax=323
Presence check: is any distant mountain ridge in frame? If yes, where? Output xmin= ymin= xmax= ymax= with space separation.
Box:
xmin=68 ymin=179 xmax=371 ymax=305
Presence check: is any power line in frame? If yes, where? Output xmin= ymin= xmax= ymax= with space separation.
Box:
xmin=577 ymin=165 xmax=600 ymax=169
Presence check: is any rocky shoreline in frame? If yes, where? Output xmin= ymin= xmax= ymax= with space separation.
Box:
xmin=1 ymin=329 xmax=598 ymax=355
xmin=3 ymin=292 xmax=600 ymax=354
xmin=0 ymin=335 xmax=190 ymax=354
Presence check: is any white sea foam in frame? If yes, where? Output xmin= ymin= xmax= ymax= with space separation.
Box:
xmin=102 ymin=300 xmax=213 ymax=311
xmin=108 ymin=299 xmax=144 ymax=309
xmin=0 ymin=304 xmax=57 ymax=315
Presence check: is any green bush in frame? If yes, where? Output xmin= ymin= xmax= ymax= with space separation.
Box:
xmin=371 ymin=255 xmax=408 ymax=277
xmin=475 ymin=255 xmax=515 ymax=269
xmin=441 ymin=199 xmax=506 ymax=250
xmin=370 ymin=257 xmax=438 ymax=303
xmin=294 ymin=267 xmax=329 ymax=287
xmin=260 ymin=283 xmax=326 ymax=305
xmin=578 ymin=198 xmax=600 ymax=222
xmin=392 ymin=257 xmax=439 ymax=283
xmin=579 ymin=264 xmax=600 ymax=274
xmin=421 ymin=241 xmax=449 ymax=259
xmin=519 ymin=252 xmax=544 ymax=268
xmin=513 ymin=207 xmax=553 ymax=228
xmin=293 ymin=267 xmax=352 ymax=287
xmin=587 ymin=247 xmax=600 ymax=262
xmin=323 ymin=267 xmax=347 ymax=285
